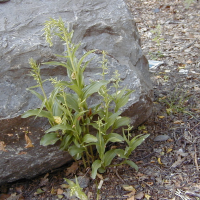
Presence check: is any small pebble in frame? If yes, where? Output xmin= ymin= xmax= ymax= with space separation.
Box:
xmin=154 ymin=135 xmax=170 ymax=142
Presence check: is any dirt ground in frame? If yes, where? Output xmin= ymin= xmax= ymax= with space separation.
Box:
xmin=0 ymin=0 xmax=200 ymax=199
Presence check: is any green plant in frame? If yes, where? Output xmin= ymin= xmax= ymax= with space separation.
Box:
xmin=64 ymin=177 xmax=88 ymax=200
xmin=22 ymin=18 xmax=149 ymax=180
xmin=160 ymin=87 xmax=191 ymax=115
xmin=148 ymin=51 xmax=164 ymax=60
xmin=151 ymin=24 xmax=164 ymax=46
xmin=184 ymin=0 xmax=195 ymax=8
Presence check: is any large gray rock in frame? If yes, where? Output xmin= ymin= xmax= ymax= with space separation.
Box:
xmin=0 ymin=0 xmax=153 ymax=184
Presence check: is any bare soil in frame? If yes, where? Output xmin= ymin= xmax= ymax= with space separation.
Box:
xmin=0 ymin=0 xmax=200 ymax=199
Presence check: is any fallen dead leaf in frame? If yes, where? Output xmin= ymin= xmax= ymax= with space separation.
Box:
xmin=51 ymin=187 xmax=56 ymax=194
xmin=186 ymin=59 xmax=193 ymax=64
xmin=18 ymin=151 xmax=27 ymax=155
xmin=66 ymin=162 xmax=79 ymax=176
xmin=166 ymin=148 xmax=173 ymax=153
xmin=123 ymin=190 xmax=136 ymax=198
xmin=174 ymin=120 xmax=183 ymax=124
xmin=144 ymin=193 xmax=151 ymax=200
xmin=158 ymin=115 xmax=165 ymax=119
xmin=39 ymin=173 xmax=49 ymax=186
xmin=158 ymin=157 xmax=163 ymax=165
xmin=97 ymin=173 xmax=103 ymax=180
xmin=25 ymin=134 xmax=34 ymax=148
xmin=134 ymin=191 xmax=144 ymax=199
xmin=57 ymin=188 xmax=63 ymax=195
xmin=127 ymin=195 xmax=135 ymax=200
xmin=0 ymin=194 xmax=11 ymax=200
xmin=122 ymin=185 xmax=135 ymax=191
xmin=171 ymin=156 xmax=186 ymax=168
xmin=0 ymin=141 xmax=7 ymax=152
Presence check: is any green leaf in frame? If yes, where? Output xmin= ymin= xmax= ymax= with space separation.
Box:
xmin=45 ymin=124 xmax=73 ymax=133
xmin=104 ymin=111 xmax=122 ymax=130
xmin=21 ymin=109 xmax=53 ymax=120
xmin=98 ymin=167 xmax=106 ymax=173
xmin=68 ymin=84 xmax=82 ymax=97
xmin=83 ymin=134 xmax=98 ymax=144
xmin=27 ymin=89 xmax=44 ymax=102
xmin=59 ymin=134 xmax=73 ymax=151
xmin=65 ymin=94 xmax=79 ymax=112
xmin=124 ymin=160 xmax=138 ymax=171
xmin=114 ymin=149 xmax=127 ymax=159
xmin=112 ymin=117 xmax=130 ymax=129
xmin=48 ymin=87 xmax=60 ymax=107
xmin=43 ymin=61 xmax=68 ymax=68
xmin=52 ymin=101 xmax=63 ymax=116
xmin=64 ymin=177 xmax=88 ymax=200
xmin=105 ymin=133 xmax=124 ymax=144
xmin=130 ymin=134 xmax=149 ymax=147
xmin=96 ymin=133 xmax=105 ymax=160
xmin=91 ymin=160 xmax=101 ymax=179
xmin=77 ymin=50 xmax=95 ymax=70
xmin=115 ymin=90 xmax=133 ymax=112
xmin=103 ymin=149 xmax=118 ymax=167
xmin=68 ymin=145 xmax=84 ymax=157
xmin=126 ymin=134 xmax=149 ymax=156
xmin=35 ymin=188 xmax=45 ymax=194
xmin=54 ymin=81 xmax=71 ymax=88
xmin=82 ymin=80 xmax=108 ymax=99
xmin=114 ymin=87 xmax=127 ymax=99
xmin=40 ymin=133 xmax=60 ymax=146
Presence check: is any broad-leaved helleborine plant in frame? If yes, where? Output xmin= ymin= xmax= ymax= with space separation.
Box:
xmin=22 ymin=18 xmax=149 ymax=179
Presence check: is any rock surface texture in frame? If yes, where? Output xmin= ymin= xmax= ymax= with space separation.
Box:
xmin=0 ymin=0 xmax=153 ymax=184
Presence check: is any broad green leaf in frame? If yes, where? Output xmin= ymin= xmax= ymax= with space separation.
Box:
xmin=90 ymin=122 xmax=99 ymax=130
xmin=104 ymin=149 xmax=118 ymax=167
xmin=91 ymin=160 xmax=101 ymax=179
xmin=45 ymin=124 xmax=73 ymax=133
xmin=40 ymin=132 xmax=60 ymax=146
xmin=71 ymin=43 xmax=81 ymax=59
xmin=114 ymin=87 xmax=127 ymax=99
xmin=124 ymin=160 xmax=138 ymax=171
xmin=114 ymin=149 xmax=127 ymax=159
xmin=64 ymin=178 xmax=75 ymax=187
xmin=98 ymin=167 xmax=106 ymax=173
xmin=115 ymin=90 xmax=133 ymax=112
xmin=130 ymin=134 xmax=149 ymax=147
xmin=96 ymin=133 xmax=105 ymax=160
xmin=59 ymin=134 xmax=73 ymax=151
xmin=82 ymin=80 xmax=108 ymax=99
xmin=126 ymin=134 xmax=149 ymax=156
xmin=83 ymin=134 xmax=98 ymax=144
xmin=112 ymin=117 xmax=130 ymax=129
xmin=74 ymin=138 xmax=81 ymax=148
xmin=81 ymin=59 xmax=93 ymax=74
xmin=104 ymin=111 xmax=122 ymax=130
xmin=68 ymin=145 xmax=84 ymax=157
xmin=73 ymin=111 xmax=87 ymax=125
xmin=48 ymin=87 xmax=60 ymax=107
xmin=77 ymin=50 xmax=95 ymax=70
xmin=105 ymin=133 xmax=124 ymax=144
xmin=65 ymin=94 xmax=79 ymax=112
xmin=68 ymin=84 xmax=82 ymax=97
xmin=64 ymin=177 xmax=88 ymax=200
xmin=57 ymin=93 xmax=79 ymax=112
xmin=27 ymin=89 xmax=44 ymax=102
xmin=52 ymin=101 xmax=63 ymax=116
xmin=54 ymin=81 xmax=71 ymax=88
xmin=21 ymin=109 xmax=53 ymax=120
